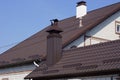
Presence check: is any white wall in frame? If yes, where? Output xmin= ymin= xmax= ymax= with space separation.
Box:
xmin=64 ymin=11 xmax=120 ymax=50
xmin=0 ymin=64 xmax=35 ymax=80
xmin=0 ymin=71 xmax=31 ymax=80
xmin=64 ymin=35 xmax=84 ymax=50
xmin=86 ymin=11 xmax=120 ymax=40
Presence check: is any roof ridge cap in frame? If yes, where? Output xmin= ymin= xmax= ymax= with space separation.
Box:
xmin=63 ymin=39 xmax=120 ymax=54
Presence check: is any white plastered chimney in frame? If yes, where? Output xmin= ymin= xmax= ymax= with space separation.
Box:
xmin=76 ymin=1 xmax=87 ymax=27
xmin=76 ymin=1 xmax=87 ymax=18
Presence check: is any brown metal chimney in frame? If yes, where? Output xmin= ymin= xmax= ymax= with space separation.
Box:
xmin=46 ymin=19 xmax=63 ymax=66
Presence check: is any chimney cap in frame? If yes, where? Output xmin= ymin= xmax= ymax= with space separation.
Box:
xmin=46 ymin=19 xmax=63 ymax=33
xmin=77 ymin=1 xmax=86 ymax=6
xmin=50 ymin=19 xmax=59 ymax=26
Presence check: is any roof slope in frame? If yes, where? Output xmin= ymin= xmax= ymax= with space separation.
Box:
xmin=25 ymin=39 xmax=120 ymax=79
xmin=0 ymin=2 xmax=120 ymax=68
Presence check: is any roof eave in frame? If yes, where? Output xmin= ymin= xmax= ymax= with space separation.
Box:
xmin=25 ymin=69 xmax=120 ymax=79
xmin=0 ymin=60 xmax=34 ymax=69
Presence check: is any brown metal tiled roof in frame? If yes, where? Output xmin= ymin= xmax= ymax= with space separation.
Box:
xmin=0 ymin=2 xmax=120 ymax=68
xmin=25 ymin=39 xmax=120 ymax=79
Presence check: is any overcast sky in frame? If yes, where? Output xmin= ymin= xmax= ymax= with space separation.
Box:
xmin=0 ymin=0 xmax=120 ymax=54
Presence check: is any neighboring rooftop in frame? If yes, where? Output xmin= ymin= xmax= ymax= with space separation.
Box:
xmin=25 ymin=39 xmax=120 ymax=79
xmin=0 ymin=2 xmax=120 ymax=68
